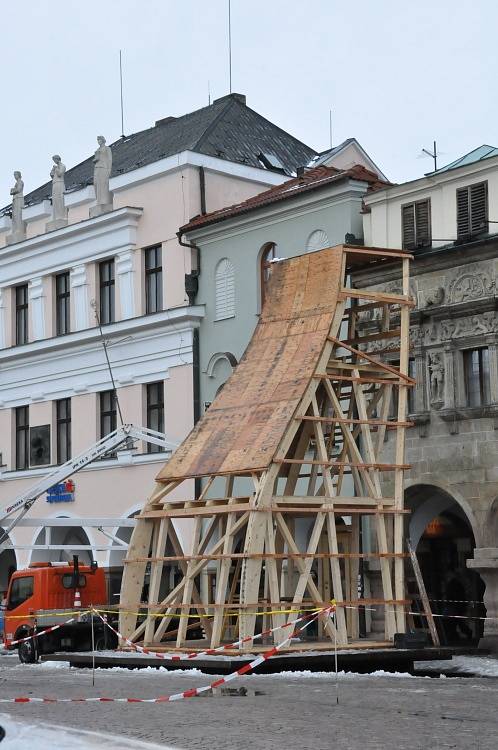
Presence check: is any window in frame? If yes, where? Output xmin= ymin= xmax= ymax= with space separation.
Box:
xmin=99 ymin=259 xmax=115 ymax=325
xmin=306 ymin=230 xmax=330 ymax=253
xmin=62 ymin=573 xmax=86 ymax=589
xmin=56 ymin=398 xmax=71 ymax=464
xmin=100 ymin=390 xmax=117 ymax=438
xmin=146 ymin=382 xmax=164 ymax=453
xmin=30 ymin=425 xmax=51 ymax=467
xmin=215 ymin=258 xmax=235 ymax=320
xmin=260 ymin=243 xmax=276 ymax=306
xmin=145 ymin=246 xmax=163 ymax=314
xmin=7 ymin=576 xmax=34 ymax=610
xmin=464 ymin=348 xmax=490 ymax=407
xmin=55 ymin=271 xmax=70 ymax=335
xmin=457 ymin=182 xmax=488 ymax=239
xmin=15 ymin=284 xmax=28 ymax=345
xmin=15 ymin=405 xmax=29 ymax=470
xmin=402 ymin=200 xmax=431 ymax=250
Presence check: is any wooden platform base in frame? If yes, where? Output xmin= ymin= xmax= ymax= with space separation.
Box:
xmin=41 ymin=646 xmax=484 ymax=676
xmin=129 ymin=638 xmax=393 ymax=656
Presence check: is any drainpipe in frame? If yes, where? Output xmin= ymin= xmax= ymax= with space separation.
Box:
xmin=177 ymin=230 xmax=201 ymax=499
xmin=199 ymin=166 xmax=207 ymax=216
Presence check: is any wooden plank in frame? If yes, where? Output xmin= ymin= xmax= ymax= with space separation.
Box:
xmin=339 ymin=288 xmax=415 ymax=307
xmin=394 ymin=257 xmax=411 ymax=632
xmin=274 ymin=495 xmax=396 ymax=506
xmin=157 ymin=246 xmax=345 ymax=481
xmin=315 ymin=373 xmax=406 ymax=386
xmin=407 ymin=540 xmax=440 ymax=646
xmin=345 ymin=328 xmax=401 ymax=346
xmin=138 ymin=504 xmax=251 ymax=519
xmin=274 ymin=458 xmax=410 ymax=470
xmin=297 ymin=414 xmax=413 ymax=428
xmin=343 ymin=246 xmax=413 ymax=261
xmin=327 ymin=336 xmax=416 ymax=384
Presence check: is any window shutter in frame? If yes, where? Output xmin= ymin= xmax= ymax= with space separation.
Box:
xmin=215 ymin=259 xmax=235 ymax=320
xmin=402 ymin=204 xmax=416 ymax=249
xmin=457 ymin=182 xmax=488 ymax=238
xmin=456 ymin=186 xmax=470 ymax=238
xmin=470 ymin=182 xmax=488 ymax=234
xmin=415 ymin=200 xmax=430 ymax=246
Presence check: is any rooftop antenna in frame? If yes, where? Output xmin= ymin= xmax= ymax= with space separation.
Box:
xmin=119 ymin=49 xmax=125 ymax=137
xmin=422 ymin=140 xmax=438 ymax=171
xmin=228 ymin=0 xmax=232 ymax=93
xmin=329 ymin=109 xmax=333 ymax=149
xmin=208 ymin=79 xmax=211 ymax=106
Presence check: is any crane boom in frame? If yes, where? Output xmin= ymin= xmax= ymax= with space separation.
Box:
xmin=0 ymin=424 xmax=177 ymax=549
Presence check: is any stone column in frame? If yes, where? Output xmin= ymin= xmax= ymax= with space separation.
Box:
xmin=28 ymin=277 xmax=46 ymax=341
xmin=116 ymin=249 xmax=136 ymax=320
xmin=443 ymin=345 xmax=455 ymax=409
xmin=488 ymin=343 xmax=498 ymax=404
xmin=413 ymin=349 xmax=426 ymax=413
xmin=468 ymin=548 xmax=498 ymax=653
xmin=0 ymin=288 xmax=5 ymax=349
xmin=70 ymin=265 xmax=89 ymax=331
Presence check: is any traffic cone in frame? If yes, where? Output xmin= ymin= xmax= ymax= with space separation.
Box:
xmin=74 ymin=590 xmax=81 ymax=608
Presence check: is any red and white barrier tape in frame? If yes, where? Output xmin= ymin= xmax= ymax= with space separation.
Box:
xmin=8 ymin=618 xmax=76 ymax=647
xmin=96 ymin=606 xmax=331 ymax=661
xmin=0 ymin=607 xmax=334 ymax=705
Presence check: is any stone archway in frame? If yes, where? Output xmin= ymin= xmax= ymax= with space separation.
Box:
xmin=30 ymin=522 xmax=94 ymax=565
xmin=405 ymin=484 xmax=485 ymax=645
xmin=0 ymin=531 xmax=17 ymax=597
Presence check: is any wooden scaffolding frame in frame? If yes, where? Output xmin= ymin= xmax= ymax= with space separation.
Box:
xmin=120 ymin=244 xmax=414 ymax=650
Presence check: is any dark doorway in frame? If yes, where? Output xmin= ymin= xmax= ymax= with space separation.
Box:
xmin=405 ymin=485 xmax=485 ymax=646
xmin=416 ymin=510 xmax=485 ymax=644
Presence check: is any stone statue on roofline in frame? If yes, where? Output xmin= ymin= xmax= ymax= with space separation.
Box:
xmin=6 ymin=171 xmax=26 ymax=245
xmin=90 ymin=135 xmax=113 ymax=217
xmin=46 ymin=154 xmax=68 ymax=231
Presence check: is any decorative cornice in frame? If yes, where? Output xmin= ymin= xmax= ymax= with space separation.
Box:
xmin=0 ymin=206 xmax=143 ymax=287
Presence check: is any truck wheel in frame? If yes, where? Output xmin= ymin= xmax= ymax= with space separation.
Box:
xmin=18 ymin=638 xmax=38 ymax=664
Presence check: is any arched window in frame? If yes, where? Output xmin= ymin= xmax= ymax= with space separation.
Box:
xmin=215 ymin=258 xmax=235 ymax=320
xmin=306 ymin=229 xmax=330 ymax=253
xmin=260 ymin=242 xmax=277 ymax=306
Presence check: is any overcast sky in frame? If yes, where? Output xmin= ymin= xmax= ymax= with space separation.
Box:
xmin=1 ymin=1 xmax=496 ymax=199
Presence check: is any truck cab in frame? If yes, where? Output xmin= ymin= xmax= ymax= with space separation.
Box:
xmin=4 ymin=561 xmax=114 ymax=662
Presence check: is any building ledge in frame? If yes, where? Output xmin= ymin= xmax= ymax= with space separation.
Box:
xmin=0 ymin=305 xmax=204 ymax=365
xmin=0 ymin=448 xmax=172 ymax=482
xmin=439 ymin=404 xmax=498 ymax=422
xmin=0 ymin=206 xmax=143 ymax=287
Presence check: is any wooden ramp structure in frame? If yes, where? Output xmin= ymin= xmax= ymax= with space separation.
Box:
xmin=120 ymin=244 xmax=414 ymax=651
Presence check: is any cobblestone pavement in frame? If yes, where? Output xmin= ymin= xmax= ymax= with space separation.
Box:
xmin=1 ymin=656 xmax=498 ymax=749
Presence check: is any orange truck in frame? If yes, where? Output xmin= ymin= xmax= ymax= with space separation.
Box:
xmin=3 ymin=557 xmax=117 ymax=662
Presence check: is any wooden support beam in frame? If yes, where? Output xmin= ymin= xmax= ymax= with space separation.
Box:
xmin=339 ymin=288 xmax=415 ymax=307
xmin=345 ymin=329 xmax=401 ymax=346
xmin=274 ymin=458 xmax=410 ymax=470
xmin=297 ymin=414 xmax=413 ymax=428
xmin=327 ymin=336 xmax=415 ymax=384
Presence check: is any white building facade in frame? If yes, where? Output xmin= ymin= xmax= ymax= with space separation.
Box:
xmin=0 ymin=93 xmax=316 ymax=593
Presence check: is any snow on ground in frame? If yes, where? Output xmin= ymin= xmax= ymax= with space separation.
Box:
xmin=415 ymin=655 xmax=498 ymax=677
xmin=0 ymin=713 xmax=180 ymax=749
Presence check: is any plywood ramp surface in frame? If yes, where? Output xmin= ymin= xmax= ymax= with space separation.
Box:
xmin=157 ymin=246 xmax=344 ymax=481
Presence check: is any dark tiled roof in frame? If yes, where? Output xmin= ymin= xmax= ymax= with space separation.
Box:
xmin=2 ymin=94 xmax=316 ymax=214
xmin=181 ymin=164 xmax=390 ymax=234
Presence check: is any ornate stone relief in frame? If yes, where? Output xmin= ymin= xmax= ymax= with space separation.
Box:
xmin=407 ymin=311 xmax=498 ymax=347
xmin=424 ymin=286 xmax=445 ymax=307
xmin=447 ymin=268 xmax=495 ymax=304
